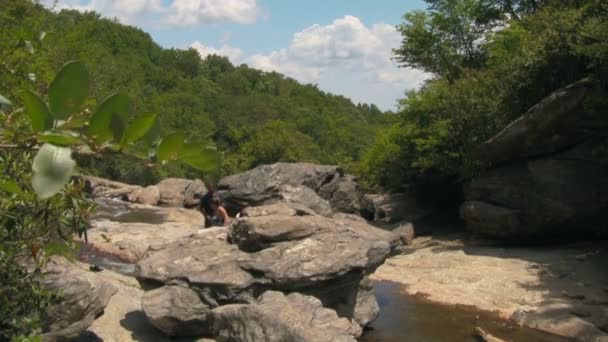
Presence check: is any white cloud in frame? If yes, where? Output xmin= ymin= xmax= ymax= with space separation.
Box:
xmin=190 ymin=41 xmax=244 ymax=63
xmin=166 ymin=0 xmax=259 ymax=27
xmin=46 ymin=0 xmax=163 ymax=23
xmin=48 ymin=0 xmax=259 ymax=26
xmin=244 ymin=15 xmax=430 ymax=109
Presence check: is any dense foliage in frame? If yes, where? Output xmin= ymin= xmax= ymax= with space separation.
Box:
xmin=363 ymin=0 xmax=608 ymax=190
xmin=1 ymin=5 xmax=220 ymax=337
xmin=1 ymin=0 xmax=396 ymax=186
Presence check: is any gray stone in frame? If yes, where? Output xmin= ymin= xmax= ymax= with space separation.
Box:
xmin=84 ymin=218 xmax=202 ymax=263
xmin=392 ymin=223 xmax=415 ymax=246
xmin=142 ymin=286 xmax=210 ymax=337
xmin=135 ymin=206 xmax=397 ymax=333
xmin=463 ymin=78 xmax=608 ymax=239
xmin=319 ymin=175 xmax=364 ymax=214
xmin=473 ymin=78 xmax=597 ymax=165
xmin=218 ymin=162 xmax=363 ymax=215
xmin=463 ymin=146 xmax=608 ymax=238
xmin=135 ymin=185 xmax=160 ymax=206
xmin=209 ymin=291 xmax=360 ymax=342
xmin=41 ymin=257 xmax=117 ymax=341
xmin=353 ymin=277 xmax=379 ymax=327
xmin=157 ymin=178 xmax=207 ymax=207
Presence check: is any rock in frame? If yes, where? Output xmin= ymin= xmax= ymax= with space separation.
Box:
xmin=156 ymin=178 xmax=207 ymax=207
xmin=462 ymin=144 xmax=608 ymax=239
xmin=463 ymin=78 xmax=608 ymax=239
xmin=82 ymin=175 xmax=132 ymax=195
xmin=278 ymin=185 xmax=333 ymax=217
xmin=136 ymin=207 xmax=396 ymax=333
xmin=218 ymin=162 xmax=362 ymax=215
xmin=473 ymin=78 xmax=597 ymax=165
xmin=242 ymin=202 xmax=316 ymax=218
xmin=135 ymin=186 xmax=160 ymax=205
xmin=142 ymin=286 xmax=210 ymax=337
xmin=459 ymin=201 xmax=521 ymax=239
xmin=184 ymin=179 xmax=208 ymax=207
xmin=331 ymin=214 xmax=405 ymax=256
xmin=319 ymin=175 xmax=363 ymax=214
xmin=84 ymin=219 xmax=202 ymax=263
xmin=361 ymin=192 xmax=432 ymax=223
xmin=332 ymin=212 xmax=367 ymax=222
xmin=41 ymin=257 xmax=117 ymax=341
xmin=392 ymin=223 xmax=415 ymax=246
xmin=352 ymin=277 xmax=379 ymax=326
xmin=474 ymin=327 xmax=506 ymax=342
xmin=209 ymin=291 xmax=360 ymax=342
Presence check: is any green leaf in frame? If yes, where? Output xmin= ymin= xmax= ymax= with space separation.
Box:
xmin=0 ymin=180 xmax=23 ymax=195
xmin=121 ymin=114 xmax=156 ymax=146
xmin=48 ymin=61 xmax=90 ymax=119
xmin=38 ymin=132 xmax=81 ymax=146
xmin=179 ymin=144 xmax=221 ymax=172
xmin=0 ymin=94 xmax=12 ymax=106
xmin=23 ymin=90 xmax=53 ymax=132
xmin=157 ymin=132 xmax=184 ymax=163
xmin=32 ymin=144 xmax=76 ymax=199
xmin=89 ymin=93 xmax=128 ymax=144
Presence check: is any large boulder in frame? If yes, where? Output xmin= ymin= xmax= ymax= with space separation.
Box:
xmin=41 ymin=257 xmax=117 ymax=341
xmin=142 ymin=286 xmax=210 ymax=337
xmin=462 ymin=79 xmax=608 ymax=239
xmin=462 ymin=144 xmax=608 ymax=239
xmin=217 ymin=163 xmax=363 ymax=215
xmin=135 ymin=204 xmax=400 ymax=335
xmin=209 ymin=291 xmax=360 ymax=342
xmin=473 ymin=78 xmax=597 ymax=165
xmin=156 ymin=178 xmax=207 ymax=207
xmin=319 ymin=175 xmax=363 ymax=214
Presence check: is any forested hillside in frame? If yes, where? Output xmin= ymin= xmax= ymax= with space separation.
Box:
xmin=1 ymin=0 xmax=395 ymax=185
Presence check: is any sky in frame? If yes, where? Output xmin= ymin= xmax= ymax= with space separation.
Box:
xmin=45 ymin=0 xmax=430 ymax=110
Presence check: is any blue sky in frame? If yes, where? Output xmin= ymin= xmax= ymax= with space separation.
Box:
xmin=47 ymin=0 xmax=430 ymax=110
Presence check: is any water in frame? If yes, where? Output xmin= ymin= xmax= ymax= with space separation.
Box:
xmin=91 ymin=198 xmax=168 ymax=224
xmin=361 ymin=281 xmax=568 ymax=342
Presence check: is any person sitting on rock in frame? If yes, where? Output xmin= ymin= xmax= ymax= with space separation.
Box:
xmin=198 ymin=191 xmax=230 ymax=227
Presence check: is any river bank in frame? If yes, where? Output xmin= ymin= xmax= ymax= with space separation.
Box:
xmin=371 ymin=231 xmax=608 ymax=341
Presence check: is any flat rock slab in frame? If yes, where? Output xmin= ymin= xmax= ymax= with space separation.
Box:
xmin=371 ymin=236 xmax=608 ymax=341
xmin=84 ymin=220 xmax=202 ymax=263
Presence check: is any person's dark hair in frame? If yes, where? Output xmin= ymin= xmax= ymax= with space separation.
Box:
xmin=198 ymin=190 xmax=222 ymax=216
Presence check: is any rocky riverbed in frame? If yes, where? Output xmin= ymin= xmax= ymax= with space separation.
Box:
xmin=36 ymin=159 xmax=607 ymax=341
xmin=372 ymin=232 xmax=608 ymax=341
